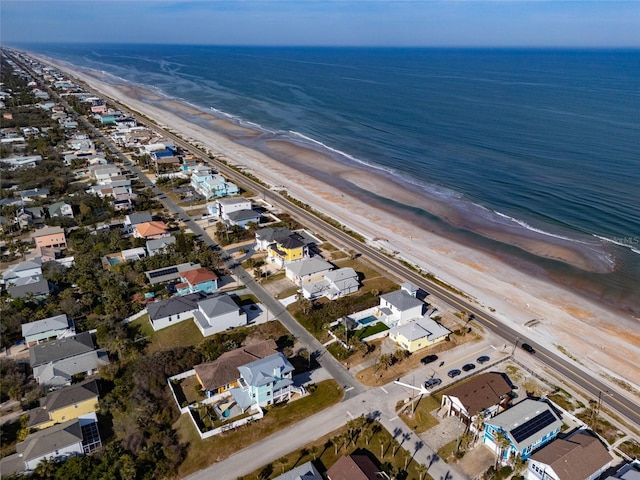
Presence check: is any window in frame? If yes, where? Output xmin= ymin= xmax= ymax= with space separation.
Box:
xmin=267 ymin=391 xmax=271 ymax=396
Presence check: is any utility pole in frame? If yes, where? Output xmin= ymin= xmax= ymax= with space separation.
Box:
xmin=511 ymin=337 xmax=520 ymax=357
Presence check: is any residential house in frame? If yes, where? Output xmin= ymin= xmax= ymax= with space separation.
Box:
xmin=194 ymin=339 xmax=278 ymax=396
xmin=176 ymin=267 xmax=218 ymax=295
xmin=31 ymin=226 xmax=67 ymax=249
xmin=146 ymin=292 xmax=204 ymax=331
xmin=326 ymin=454 xmax=386 ymax=480
xmin=133 ymin=221 xmax=169 ymax=240
xmin=388 ymin=317 xmax=450 ymax=353
xmin=19 ymin=188 xmax=50 ymax=202
xmin=190 ymin=169 xmax=239 ymax=199
xmin=30 ymin=332 xmax=110 ymax=387
xmin=230 ymin=352 xmax=294 ymax=411
xmin=378 ymin=288 xmax=424 ymax=326
xmin=268 ymin=234 xmax=307 ymax=266
xmin=255 ymin=227 xmax=294 ymax=251
xmin=273 ymin=461 xmax=323 ymax=480
xmin=17 ymin=206 xmax=46 ymax=228
xmin=5 ymin=275 xmax=51 ymax=299
xmin=47 ymin=201 xmax=74 ymax=218
xmin=526 ymin=430 xmax=612 ymax=480
xmin=1 ymin=258 xmax=44 ymax=284
xmin=144 ymin=262 xmax=201 ymax=285
xmin=192 ymin=293 xmax=246 ymax=337
xmin=22 ymin=314 xmax=76 ymax=347
xmin=0 ymin=155 xmax=42 ymax=169
xmin=124 ymin=211 xmax=153 ymax=232
xmin=285 ymin=257 xmax=334 ymax=286
xmin=225 ymin=208 xmax=261 ymax=229
xmin=91 ymin=165 xmax=121 ymax=184
xmin=603 ymin=461 xmax=640 ymax=480
xmin=217 ymin=197 xmax=254 ymax=225
xmin=0 ymin=414 xmax=101 ymax=477
xmin=146 ymin=236 xmax=176 ymax=256
xmin=483 ymin=399 xmax=563 ymax=463
xmin=27 ymin=379 xmax=100 ymax=430
xmin=300 ymin=267 xmax=360 ymax=300
xmin=440 ymin=372 xmax=512 ymax=425
xmin=101 ymin=247 xmax=147 ymax=270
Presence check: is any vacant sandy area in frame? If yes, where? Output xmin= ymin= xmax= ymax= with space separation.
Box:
xmin=42 ymin=56 xmax=640 ymax=399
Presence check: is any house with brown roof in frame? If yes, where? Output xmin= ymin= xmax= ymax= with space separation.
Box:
xmin=441 ymin=372 xmax=512 ymax=425
xmin=326 ymin=454 xmax=387 ymax=480
xmin=193 ymin=339 xmax=277 ymax=396
xmin=526 ymin=430 xmax=613 ymax=480
xmin=133 ymin=221 xmax=169 ymax=239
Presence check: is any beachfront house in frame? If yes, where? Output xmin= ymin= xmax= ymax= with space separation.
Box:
xmin=217 ymin=197 xmax=259 ymax=229
xmin=378 ymin=288 xmax=424 ymax=325
xmin=483 ymin=399 xmax=562 ymax=463
xmin=190 ymin=169 xmax=239 ymax=199
xmin=300 ymin=267 xmax=360 ymax=301
xmin=526 ymin=430 xmax=612 ymax=480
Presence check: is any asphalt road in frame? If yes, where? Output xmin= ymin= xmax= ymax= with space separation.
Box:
xmin=28 ymin=51 xmax=638 ymax=427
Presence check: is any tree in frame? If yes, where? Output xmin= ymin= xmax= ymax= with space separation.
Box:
xmin=494 ymin=430 xmax=512 ymax=467
xmin=310 ymin=445 xmax=319 ymax=460
xmin=472 ymin=414 xmax=485 ymax=446
xmin=416 ymin=463 xmax=429 ymax=480
xmin=34 ymin=457 xmax=59 ymax=479
xmin=379 ymin=436 xmax=386 ymax=458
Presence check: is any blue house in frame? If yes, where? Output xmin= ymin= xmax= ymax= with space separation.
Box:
xmin=190 ymin=170 xmax=239 ymax=199
xmin=175 ymin=267 xmax=218 ymax=296
xmin=230 ymin=353 xmax=294 ymax=411
xmin=483 ymin=398 xmax=562 ymax=463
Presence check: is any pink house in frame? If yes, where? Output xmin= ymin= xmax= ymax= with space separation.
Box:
xmin=31 ymin=226 xmax=67 ymax=249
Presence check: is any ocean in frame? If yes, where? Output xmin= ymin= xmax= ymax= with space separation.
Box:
xmin=16 ymin=44 xmax=640 ymax=313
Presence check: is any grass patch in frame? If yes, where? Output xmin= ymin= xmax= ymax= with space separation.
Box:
xmin=176 ymin=380 xmax=344 ymax=477
xmin=353 ymin=322 xmax=389 ymax=340
xmin=242 ymin=420 xmax=435 ymax=480
xmin=576 ymin=410 xmax=621 ymax=445
xmin=398 ymin=395 xmax=441 ymax=434
xmin=235 ymin=294 xmax=260 ymax=306
xmin=437 ymin=439 xmax=458 ymax=463
xmin=547 ymin=392 xmax=575 ymax=412
xmin=130 ymin=316 xmax=202 ymax=354
xmin=619 ymin=438 xmax=640 ymax=459
xmin=327 ymin=342 xmax=351 ymax=360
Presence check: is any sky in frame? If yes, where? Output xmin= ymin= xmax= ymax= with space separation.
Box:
xmin=1 ymin=0 xmax=639 ymax=48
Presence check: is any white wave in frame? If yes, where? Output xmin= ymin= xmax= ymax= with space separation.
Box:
xmin=493 ymin=211 xmax=594 ymax=244
xmin=594 ymin=234 xmax=640 ymax=255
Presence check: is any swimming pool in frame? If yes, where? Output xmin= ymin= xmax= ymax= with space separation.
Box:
xmin=357 ymin=315 xmax=378 ymax=327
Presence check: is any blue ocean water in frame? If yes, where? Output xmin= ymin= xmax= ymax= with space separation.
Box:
xmin=18 ymin=44 xmax=640 ymax=311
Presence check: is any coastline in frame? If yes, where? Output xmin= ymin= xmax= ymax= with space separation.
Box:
xmin=37 ymin=54 xmax=640 ymax=390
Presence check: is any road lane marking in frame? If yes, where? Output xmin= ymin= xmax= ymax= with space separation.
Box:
xmin=344 ymin=387 xmax=354 ymax=393
xmin=381 ymin=387 xmax=388 ymax=394
xmin=346 ymin=411 xmax=354 ymax=419
xmin=389 ymin=416 xmax=398 ymax=421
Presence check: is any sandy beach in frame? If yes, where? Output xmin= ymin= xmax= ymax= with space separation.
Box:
xmin=42 ymin=56 xmax=640 ymax=395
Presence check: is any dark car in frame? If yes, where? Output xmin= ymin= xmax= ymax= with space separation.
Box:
xmin=424 ymin=378 xmax=442 ymax=388
xmin=420 ymin=354 xmax=439 ymax=365
xmin=477 ymin=355 xmax=490 ymax=364
xmin=522 ymin=343 xmax=535 ymax=353
xmin=447 ymin=369 xmax=461 ymax=378
xmin=462 ymin=363 xmax=476 ymax=372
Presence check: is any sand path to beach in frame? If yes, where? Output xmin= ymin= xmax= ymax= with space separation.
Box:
xmin=45 ymin=57 xmax=640 ymax=399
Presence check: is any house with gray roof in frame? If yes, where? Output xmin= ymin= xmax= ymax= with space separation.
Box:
xmin=19 ymin=187 xmax=50 ymax=201
xmin=6 ymin=275 xmax=51 ymax=299
xmin=30 ymin=332 xmax=109 ymax=387
xmin=1 ymin=258 xmax=43 ymax=285
xmin=388 ymin=317 xmax=451 ymax=353
xmin=0 ymin=413 xmax=101 ymax=477
xmin=146 ymin=236 xmax=176 ymax=256
xmin=378 ymin=288 xmax=424 ymax=326
xmin=47 ymin=201 xmax=74 ymax=218
xmin=483 ymin=398 xmax=562 ymax=463
xmin=22 ymin=313 xmax=76 ymax=346
xmin=192 ymin=293 xmax=247 ymax=337
xmin=231 ymin=352 xmax=294 ymax=411
xmin=27 ymin=379 xmax=100 ymax=429
xmin=285 ymin=257 xmax=334 ymax=286
xmin=145 ymin=292 xmax=204 ymax=330
xmin=273 ymin=461 xmax=323 ymax=480
xmin=225 ymin=208 xmax=261 ymax=229
xmin=144 ymin=262 xmax=201 ymax=285
xmin=301 ymin=267 xmax=360 ymax=301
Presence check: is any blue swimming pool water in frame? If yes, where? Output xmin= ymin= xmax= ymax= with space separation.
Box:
xmin=358 ymin=316 xmax=378 ymax=326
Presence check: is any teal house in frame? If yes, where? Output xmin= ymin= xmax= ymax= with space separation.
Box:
xmin=230 ymin=353 xmax=294 ymax=411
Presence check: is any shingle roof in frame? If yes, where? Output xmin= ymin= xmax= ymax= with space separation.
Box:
xmin=381 ymin=289 xmax=424 ymax=311
xmin=273 ymin=460 xmax=323 ymax=480
xmin=182 ymin=267 xmax=218 ymax=285
xmin=444 ymin=372 xmax=512 ymax=417
xmin=30 ymin=225 xmax=64 ymax=238
xmin=17 ymin=418 xmax=83 ymax=462
xmin=226 ymin=209 xmax=260 ymax=222
xmin=391 ymin=317 xmax=450 ymax=343
xmin=146 ymin=292 xmax=204 ymax=321
xmin=238 ymin=352 xmax=294 ymax=388
xmin=22 ymin=314 xmax=70 ymax=338
xmin=197 ymin=294 xmax=237 ymax=319
xmin=530 ymin=430 xmax=612 ymax=480
xmin=326 ymin=455 xmax=381 ymax=480
xmin=29 ymin=332 xmax=95 ymax=367
xmin=33 ymin=350 xmax=109 ymax=387
xmin=194 ymin=339 xmax=278 ymax=391
xmin=286 ymin=257 xmax=334 ymax=277
xmin=28 ymin=379 xmax=100 ymax=427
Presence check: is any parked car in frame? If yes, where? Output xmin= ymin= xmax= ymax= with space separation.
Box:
xmin=420 ymin=354 xmax=439 ymax=365
xmin=522 ymin=343 xmax=535 ymax=353
xmin=477 ymin=355 xmax=490 ymax=364
xmin=462 ymin=363 xmax=476 ymax=372
xmin=424 ymin=378 xmax=442 ymax=388
xmin=447 ymin=369 xmax=461 ymax=378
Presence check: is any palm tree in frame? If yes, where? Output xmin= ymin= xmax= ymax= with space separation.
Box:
xmin=416 ymin=463 xmax=428 ymax=480
xmin=494 ymin=430 xmax=512 ymax=466
xmin=378 ymin=436 xmax=386 ymax=458
xmin=472 ymin=414 xmax=485 ymax=446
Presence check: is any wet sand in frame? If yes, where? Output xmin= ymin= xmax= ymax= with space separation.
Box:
xmin=39 ymin=55 xmax=640 ymax=393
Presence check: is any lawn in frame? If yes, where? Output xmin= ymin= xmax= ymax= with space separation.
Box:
xmin=354 ymin=322 xmax=389 ymax=340
xmin=176 ymin=380 xmax=344 ymax=477
xmin=242 ymin=420 xmax=434 ymax=480
xmin=398 ymin=395 xmax=441 ymax=434
xmin=130 ymin=316 xmax=202 ymax=354
xmin=619 ymin=438 xmax=640 ymax=459
xmin=437 ymin=439 xmax=458 ymax=463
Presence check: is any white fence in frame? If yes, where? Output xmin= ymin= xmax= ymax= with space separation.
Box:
xmin=189 ymin=405 xmax=264 ymax=440
xmin=168 ymin=370 xmax=197 ymax=414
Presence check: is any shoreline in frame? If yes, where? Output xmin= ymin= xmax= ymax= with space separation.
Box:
xmin=35 ymin=54 xmax=640 ymax=391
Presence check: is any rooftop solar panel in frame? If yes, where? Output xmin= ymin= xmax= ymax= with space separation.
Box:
xmin=148 ymin=266 xmax=179 ymax=279
xmin=510 ymin=409 xmax=557 ymax=444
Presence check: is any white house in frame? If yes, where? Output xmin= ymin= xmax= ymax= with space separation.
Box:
xmin=301 ymin=267 xmax=360 ymax=300
xmin=217 ymin=197 xmax=252 ymax=219
xmin=285 ymin=257 xmax=334 ymax=285
xmin=22 ymin=314 xmax=76 ymax=347
xmin=192 ymin=293 xmax=247 ymax=337
xmin=378 ymin=288 xmax=424 ymax=326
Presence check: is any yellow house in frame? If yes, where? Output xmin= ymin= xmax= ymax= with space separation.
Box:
xmin=27 ymin=379 xmax=100 ymax=430
xmin=267 ymin=236 xmax=306 ymax=266
xmin=389 ymin=318 xmax=451 ymax=353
